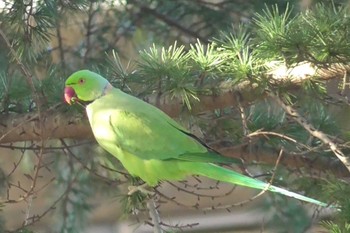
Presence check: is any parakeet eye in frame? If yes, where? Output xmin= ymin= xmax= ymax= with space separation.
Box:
xmin=78 ymin=78 xmax=85 ymax=84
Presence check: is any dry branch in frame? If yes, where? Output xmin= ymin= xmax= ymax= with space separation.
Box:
xmin=269 ymin=92 xmax=350 ymax=173
xmin=0 ymin=111 xmax=93 ymax=143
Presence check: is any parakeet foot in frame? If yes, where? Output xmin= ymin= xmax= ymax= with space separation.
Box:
xmin=128 ymin=183 xmax=154 ymax=195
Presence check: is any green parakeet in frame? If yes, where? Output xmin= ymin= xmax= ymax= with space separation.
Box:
xmin=64 ymin=70 xmax=328 ymax=207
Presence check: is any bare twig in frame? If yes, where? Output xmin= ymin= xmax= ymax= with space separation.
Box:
xmin=159 ymin=221 xmax=199 ymax=230
xmin=166 ymin=180 xmax=236 ymax=199
xmin=147 ymin=197 xmax=163 ymax=233
xmin=269 ymin=91 xmax=350 ymax=173
xmin=247 ymin=130 xmax=313 ymax=151
xmin=236 ymin=93 xmax=249 ymax=136
xmin=24 ymin=194 xmax=33 ymax=226
xmin=10 ymin=172 xmax=81 ymax=233
xmin=6 ymin=150 xmax=25 ymax=178
xmin=0 ymin=141 xmax=92 ymax=151
xmin=132 ymin=0 xmax=208 ymax=43
xmin=83 ymin=1 xmax=98 ymax=64
xmin=55 ymin=19 xmax=66 ymax=70
xmin=0 ymin=28 xmax=43 ymax=109
xmin=0 ymin=28 xmax=46 ymax=222
xmin=60 ymin=139 xmax=127 ymax=185
xmin=202 ymin=148 xmax=284 ymax=211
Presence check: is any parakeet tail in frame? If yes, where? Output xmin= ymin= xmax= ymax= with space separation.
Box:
xmin=188 ymin=163 xmax=329 ymax=207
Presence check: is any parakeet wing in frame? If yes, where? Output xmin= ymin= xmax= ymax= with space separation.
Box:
xmin=96 ymin=89 xmax=241 ymax=164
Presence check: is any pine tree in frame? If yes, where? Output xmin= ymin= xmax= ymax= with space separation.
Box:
xmin=0 ymin=0 xmax=349 ymax=232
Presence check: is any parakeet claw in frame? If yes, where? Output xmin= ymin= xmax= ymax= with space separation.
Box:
xmin=128 ymin=183 xmax=154 ymax=195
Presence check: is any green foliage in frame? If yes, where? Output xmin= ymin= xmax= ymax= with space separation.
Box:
xmin=264 ymin=197 xmax=311 ymax=233
xmin=0 ymin=71 xmax=32 ymax=112
xmin=189 ymin=40 xmax=224 ymax=81
xmin=215 ymin=26 xmax=263 ymax=84
xmin=321 ymin=221 xmax=350 ymax=233
xmin=105 ymin=50 xmax=132 ymax=91
xmin=138 ymin=42 xmax=191 ymax=89
xmin=299 ymin=2 xmax=350 ymax=63
xmin=138 ymin=42 xmax=200 ymax=109
xmin=322 ymin=176 xmax=350 ymax=226
xmin=123 ymin=0 xmax=253 ymax=43
xmin=15 ymin=229 xmax=35 ymax=233
xmin=254 ymin=2 xmax=350 ymax=64
xmin=254 ymin=4 xmax=296 ymax=62
xmin=38 ymin=65 xmax=67 ymax=106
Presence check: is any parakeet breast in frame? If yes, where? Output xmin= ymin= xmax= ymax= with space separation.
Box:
xmin=85 ymin=93 xmax=193 ymax=186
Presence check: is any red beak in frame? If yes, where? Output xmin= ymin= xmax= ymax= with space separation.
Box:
xmin=64 ymin=86 xmax=77 ymax=105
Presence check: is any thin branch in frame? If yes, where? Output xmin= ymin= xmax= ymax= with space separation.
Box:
xmin=83 ymin=1 xmax=98 ymax=64
xmin=9 ymin=172 xmax=81 ymax=233
xmin=147 ymin=197 xmax=163 ymax=233
xmin=247 ymin=130 xmax=313 ymax=151
xmin=167 ymin=181 xmax=236 ymax=198
xmin=24 ymin=194 xmax=33 ymax=226
xmin=155 ymin=187 xmax=196 ymax=208
xmin=2 ymin=149 xmax=47 ymax=204
xmin=0 ymin=110 xmax=93 ymax=144
xmin=236 ymin=93 xmax=249 ymax=136
xmin=0 ymin=141 xmax=92 ymax=151
xmin=269 ymin=91 xmax=350 ymax=173
xmin=55 ymin=19 xmax=66 ymax=70
xmin=60 ymin=138 xmax=127 ymax=184
xmin=131 ymin=0 xmax=208 ymax=43
xmin=202 ymin=148 xmax=284 ymax=211
xmin=0 ymin=28 xmax=43 ymax=108
xmin=6 ymin=150 xmax=25 ymax=178
xmin=159 ymin=221 xmax=199 ymax=231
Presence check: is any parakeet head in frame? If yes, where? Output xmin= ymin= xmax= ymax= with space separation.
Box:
xmin=64 ymin=70 xmax=110 ymax=104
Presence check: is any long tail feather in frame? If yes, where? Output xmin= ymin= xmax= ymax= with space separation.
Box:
xmin=190 ymin=163 xmax=328 ymax=207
